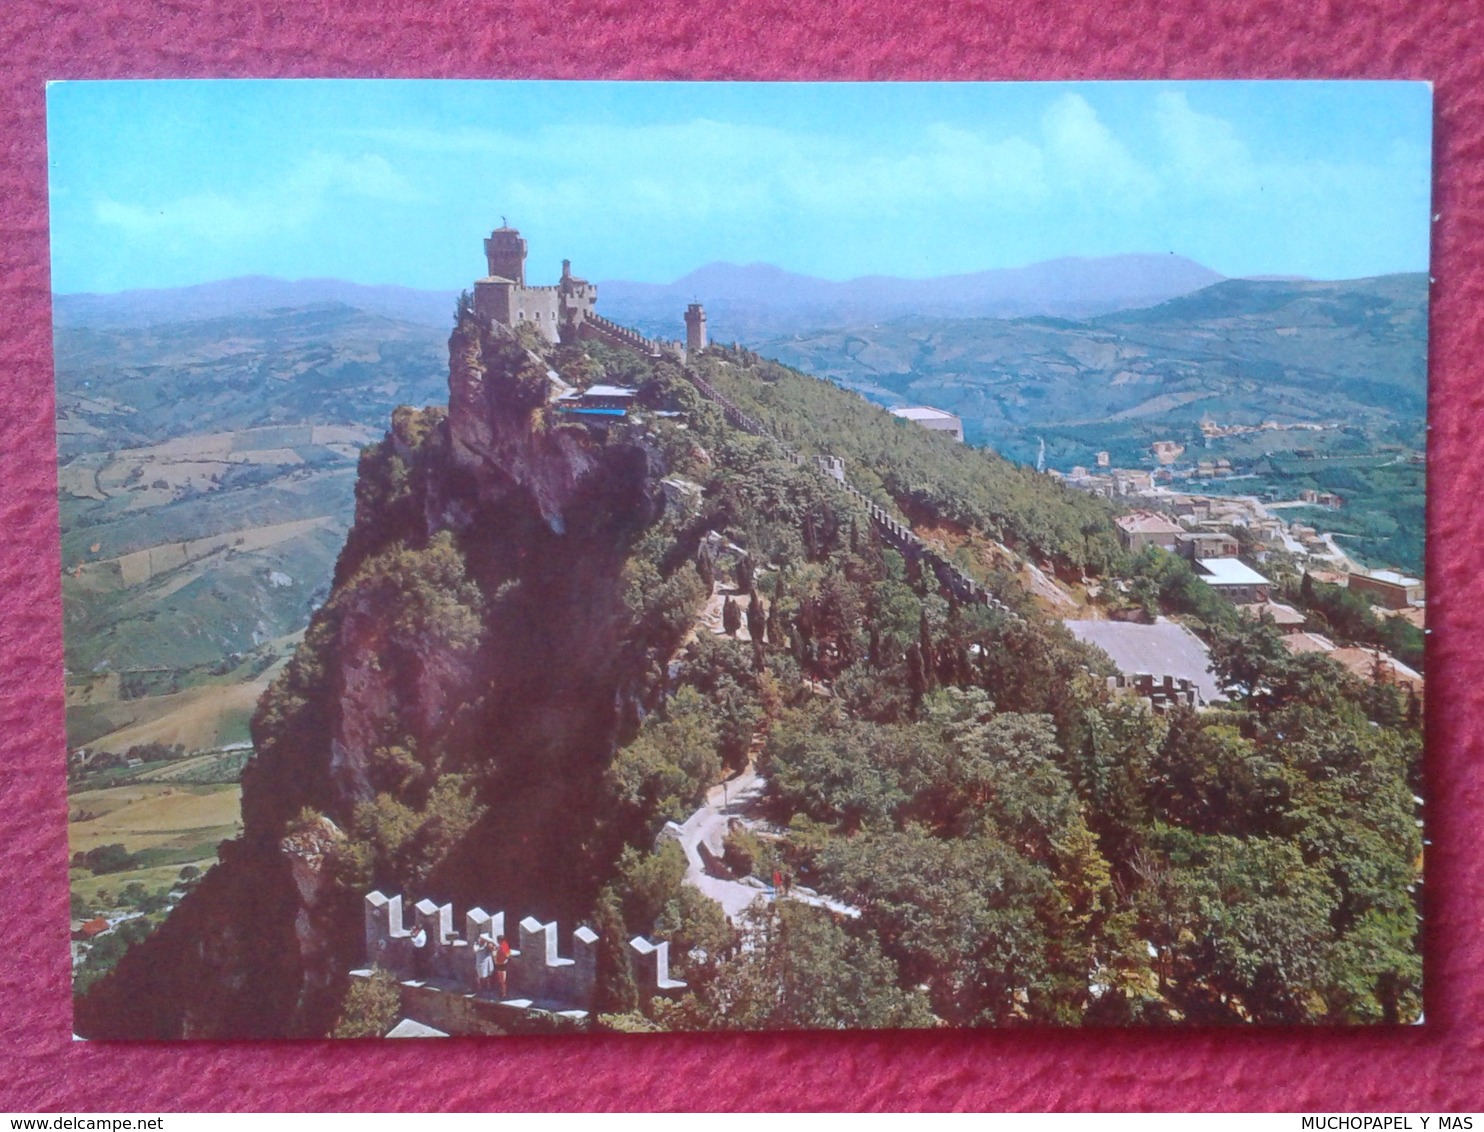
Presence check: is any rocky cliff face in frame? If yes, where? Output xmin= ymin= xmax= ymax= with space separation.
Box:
xmin=77 ymin=315 xmax=661 ymax=1039
xmin=445 ymin=318 xmax=604 ymax=534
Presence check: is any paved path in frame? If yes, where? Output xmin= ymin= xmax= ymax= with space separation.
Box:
xmin=670 ymin=764 xmax=771 ymax=923
xmin=669 ymin=761 xmax=859 ymax=924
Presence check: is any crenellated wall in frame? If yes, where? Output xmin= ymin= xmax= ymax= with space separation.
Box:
xmin=362 ymin=890 xmax=684 ymax=1014
xmin=683 ymin=369 xmax=1020 ymax=619
xmin=1105 ymin=672 xmax=1203 ymax=710
xmin=577 ymin=311 xmax=666 ymax=357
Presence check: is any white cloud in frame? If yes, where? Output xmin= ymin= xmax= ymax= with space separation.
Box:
xmin=1154 ymin=91 xmax=1257 ymax=195
xmin=93 ymin=152 xmax=420 ymax=243
xmin=392 ymin=116 xmax=1051 ymax=233
xmin=1040 ymin=93 xmax=1158 ymax=202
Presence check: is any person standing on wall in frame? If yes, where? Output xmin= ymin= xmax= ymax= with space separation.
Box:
xmin=494 ymin=934 xmax=512 ymax=998
xmin=476 ymin=933 xmax=497 ymax=994
xmin=410 ymin=912 xmax=430 ymax=981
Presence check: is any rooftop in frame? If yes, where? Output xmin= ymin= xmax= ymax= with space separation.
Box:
xmin=1064 ymin=618 xmax=1224 ymax=704
xmin=1305 ymin=569 xmax=1350 ymax=586
xmin=1237 ymin=600 xmax=1306 ymax=625
xmin=1283 ymin=632 xmax=1336 ymax=655
xmin=1115 ymin=511 xmax=1184 ymax=535
xmin=386 ymin=1018 xmax=450 ymax=1039
xmin=1329 ymin=647 xmax=1424 ymax=688
xmin=1359 ymin=569 xmax=1423 ymax=587
xmin=889 ymin=406 xmax=958 ymax=422
xmin=557 ymin=384 xmax=638 ymax=403
xmin=1195 ymin=558 xmax=1271 ymax=586
xmin=1283 ymin=634 xmax=1422 ymax=689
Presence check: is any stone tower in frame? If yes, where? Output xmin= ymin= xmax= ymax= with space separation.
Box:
xmin=485 ymin=225 xmax=527 ymax=286
xmin=685 ymin=303 xmax=707 ymax=353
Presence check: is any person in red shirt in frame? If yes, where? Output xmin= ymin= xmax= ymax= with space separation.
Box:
xmin=494 ymin=935 xmax=512 ymax=998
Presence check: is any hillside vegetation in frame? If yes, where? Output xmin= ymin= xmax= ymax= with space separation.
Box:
xmin=694 ymin=346 xmax=1124 ymax=575
xmin=56 ymin=304 xmax=447 ymax=742
xmin=75 ymin=317 xmax=1422 ymax=1034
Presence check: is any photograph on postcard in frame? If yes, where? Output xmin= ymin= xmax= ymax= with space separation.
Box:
xmin=50 ymin=80 xmax=1430 ymax=1038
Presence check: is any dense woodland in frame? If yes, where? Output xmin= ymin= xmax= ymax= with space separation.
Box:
xmin=78 ymin=315 xmax=1423 ymax=1035
xmin=580 ymin=345 xmax=1422 ymax=1028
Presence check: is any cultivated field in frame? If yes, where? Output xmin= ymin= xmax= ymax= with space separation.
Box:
xmin=68 ymin=669 xmax=277 ymax=753
xmin=69 ymin=782 xmax=243 ymax=858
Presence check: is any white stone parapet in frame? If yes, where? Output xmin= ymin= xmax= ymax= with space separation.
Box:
xmin=363 ymin=891 xmax=679 ymax=1011
xmin=628 ymin=936 xmax=687 ymax=993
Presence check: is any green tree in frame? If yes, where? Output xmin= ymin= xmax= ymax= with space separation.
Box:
xmin=1136 ymin=829 xmax=1339 ymax=1024
xmin=819 ymin=827 xmax=1064 ymax=1026
xmin=330 ymin=970 xmax=403 ymax=1038
xmin=607 ymin=687 xmax=723 ymax=832
xmin=668 ymin=902 xmax=934 ymax=1031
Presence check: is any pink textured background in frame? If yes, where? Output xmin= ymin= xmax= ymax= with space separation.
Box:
xmin=2 ymin=0 xmax=1481 ymax=1113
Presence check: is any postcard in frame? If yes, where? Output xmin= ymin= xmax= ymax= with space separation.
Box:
xmin=51 ymin=80 xmax=1430 ymax=1037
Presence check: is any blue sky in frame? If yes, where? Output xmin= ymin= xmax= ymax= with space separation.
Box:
xmin=46 ymin=80 xmax=1433 ymax=294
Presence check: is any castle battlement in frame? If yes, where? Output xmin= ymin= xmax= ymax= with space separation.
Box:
xmin=1105 ymin=672 xmax=1203 ymax=710
xmin=471 ymin=224 xmax=697 ymax=359
xmin=363 ymin=890 xmax=684 ymax=1016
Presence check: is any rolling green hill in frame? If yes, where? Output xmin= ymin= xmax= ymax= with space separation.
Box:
xmin=758 ymin=274 xmax=1428 ymax=469
xmin=56 ymin=303 xmax=449 ymax=746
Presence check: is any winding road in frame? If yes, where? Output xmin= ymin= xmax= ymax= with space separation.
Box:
xmin=668 ymin=760 xmax=859 ymax=924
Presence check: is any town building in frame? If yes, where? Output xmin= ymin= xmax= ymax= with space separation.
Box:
xmin=1177 ymin=531 xmax=1239 ymax=560
xmin=1282 ymin=633 xmax=1424 ymax=702
xmin=1151 ymin=439 xmax=1186 ymax=465
xmin=1192 ymin=557 xmax=1271 ymax=604
xmin=557 ymin=384 xmax=638 ymax=412
xmin=1327 ymin=647 xmax=1424 ymax=700
xmin=1304 ymin=568 xmax=1350 ymax=587
xmin=1114 ymin=511 xmax=1184 ymax=553
xmin=1298 ymin=489 xmax=1344 ymax=508
xmin=1349 ymin=569 xmax=1425 ymax=610
xmin=71 ymin=917 xmax=110 ymax=941
xmin=1114 ymin=470 xmax=1154 ymax=494
xmin=1236 ymin=600 xmax=1307 ymax=632
xmin=1194 ymin=458 xmax=1232 ymax=478
xmin=888 ymin=406 xmax=964 ymax=442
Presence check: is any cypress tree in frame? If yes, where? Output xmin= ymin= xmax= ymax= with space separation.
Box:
xmin=919 ymin=611 xmax=937 ymax=692
xmin=746 ymin=588 xmax=766 ymax=642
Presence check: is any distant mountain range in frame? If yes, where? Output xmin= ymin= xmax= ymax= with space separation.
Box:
xmin=54 ymin=263 xmax=1421 ymax=475
xmin=757 ymin=272 xmax=1428 ymax=467
xmin=53 ymin=276 xmax=458 ymax=331
xmin=600 ymin=254 xmax=1227 ymax=340
xmin=53 ymin=253 xmax=1229 ymax=340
